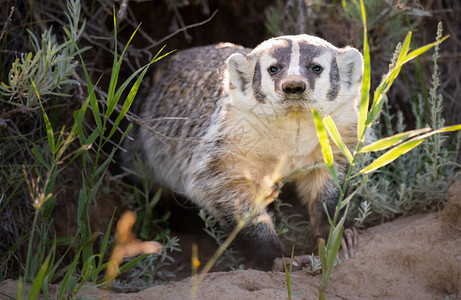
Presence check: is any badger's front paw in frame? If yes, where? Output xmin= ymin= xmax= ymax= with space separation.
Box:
xmin=340 ymin=227 xmax=358 ymax=260
xmin=272 ymin=255 xmax=312 ymax=272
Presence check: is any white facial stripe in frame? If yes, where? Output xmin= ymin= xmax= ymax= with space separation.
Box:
xmin=311 ymin=53 xmax=332 ymax=102
xmin=287 ymin=41 xmax=300 ymax=75
xmin=261 ymin=55 xmax=278 ymax=68
xmin=260 ymin=55 xmax=277 ymax=101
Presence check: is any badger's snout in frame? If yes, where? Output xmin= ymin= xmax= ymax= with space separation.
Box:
xmin=281 ymin=75 xmax=307 ymax=95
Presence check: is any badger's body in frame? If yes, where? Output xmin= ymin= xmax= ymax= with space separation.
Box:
xmin=124 ymin=35 xmax=363 ymax=268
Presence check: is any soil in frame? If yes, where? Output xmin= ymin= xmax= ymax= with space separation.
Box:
xmin=1 ymin=181 xmax=460 ymax=299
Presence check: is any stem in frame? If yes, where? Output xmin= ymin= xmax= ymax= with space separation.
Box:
xmin=191 ymin=219 xmax=245 ymax=300
xmin=319 ymin=287 xmax=326 ymax=300
xmin=92 ymin=119 xmax=107 ymax=179
xmin=25 ymin=210 xmax=40 ymax=282
xmin=331 ymin=138 xmax=364 ymax=227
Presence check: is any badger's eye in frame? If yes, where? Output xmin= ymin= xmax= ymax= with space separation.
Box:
xmin=310 ymin=65 xmax=323 ymax=74
xmin=268 ymin=66 xmax=279 ymax=75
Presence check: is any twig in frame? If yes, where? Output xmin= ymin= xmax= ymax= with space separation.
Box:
xmin=0 ymin=6 xmax=15 ymax=42
xmin=117 ymin=0 xmax=129 ymax=20
xmin=140 ymin=10 xmax=218 ymax=52
xmin=166 ymin=0 xmax=193 ymax=42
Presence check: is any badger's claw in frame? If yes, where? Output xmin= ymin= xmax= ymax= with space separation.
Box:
xmin=341 ymin=227 xmax=358 ymax=260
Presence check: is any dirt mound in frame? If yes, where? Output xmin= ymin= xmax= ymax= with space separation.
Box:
xmin=113 ymin=212 xmax=460 ymax=300
xmin=1 ymin=182 xmax=460 ymax=299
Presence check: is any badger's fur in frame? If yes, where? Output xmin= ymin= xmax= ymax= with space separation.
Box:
xmin=123 ymin=35 xmax=364 ymax=268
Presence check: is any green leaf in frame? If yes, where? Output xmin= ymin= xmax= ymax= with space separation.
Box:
xmin=63 ymin=27 xmax=102 ymax=132
xmin=359 ymin=127 xmax=431 ymax=153
xmin=312 ymin=109 xmax=339 ymax=187
xmin=366 ymin=32 xmax=412 ymax=125
xmin=319 ymin=214 xmax=344 ymax=289
xmin=283 ymin=246 xmax=295 ymax=300
xmin=338 ymin=175 xmax=368 ymax=210
xmin=407 ymin=124 xmax=461 ymax=142
xmin=323 ymin=202 xmax=334 ymax=227
xmin=106 ymin=64 xmax=150 ymax=141
xmin=359 ymin=139 xmax=424 ymax=174
xmin=53 ymin=235 xmax=74 ymax=246
xmin=106 ymin=24 xmax=141 ymax=118
xmin=31 ymin=145 xmax=49 ymax=170
xmin=367 ymin=35 xmax=449 ymax=127
xmin=151 ymin=45 xmax=173 ymax=63
xmin=17 ymin=277 xmax=23 ymax=300
xmin=357 ymin=0 xmax=371 ymax=142
xmin=76 ymin=261 xmax=110 ymax=294
xmin=402 ymin=35 xmax=449 ymax=65
xmin=94 ymin=148 xmax=115 ymax=177
xmin=31 ymin=80 xmax=55 ymax=154
xmin=96 ymin=211 xmax=116 ymax=281
xmin=150 ymin=188 xmax=162 ymax=209
xmin=399 ymin=32 xmax=413 ymax=62
xmin=434 ymin=124 xmax=461 ymax=133
xmin=318 ymin=238 xmax=327 ymax=283
xmin=325 ymin=224 xmax=343 ymax=282
xmin=27 ymin=253 xmax=51 ymax=300
xmin=106 ymin=10 xmax=120 ymax=118
xmin=118 ymin=123 xmax=133 ymax=146
xmin=85 ymin=128 xmax=101 ymax=146
xmin=87 ymin=77 xmax=103 ymax=132
xmin=58 ymin=251 xmax=80 ymax=299
xmin=106 ymin=47 xmax=172 ymax=143
xmin=323 ymin=116 xmax=353 ymax=163
xmin=41 ymin=195 xmax=56 ymax=219
xmin=361 ymin=124 xmax=461 ymax=174
xmin=119 ymin=254 xmax=149 ymax=273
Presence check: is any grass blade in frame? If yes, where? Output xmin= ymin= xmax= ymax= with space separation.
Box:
xmin=96 ymin=210 xmax=116 ymax=281
xmin=318 ymin=238 xmax=327 ymax=284
xmin=106 ymin=64 xmax=150 ymax=141
xmin=433 ymin=124 xmax=461 ymax=133
xmin=283 ymin=246 xmax=295 ymax=300
xmin=106 ymin=10 xmax=119 ymax=117
xmin=31 ymin=145 xmax=49 ymax=170
xmin=32 ymin=80 xmax=55 ymax=154
xmin=357 ymin=0 xmax=371 ymax=142
xmin=106 ymin=23 xmax=141 ymax=118
xmin=27 ymin=253 xmax=51 ymax=300
xmin=359 ymin=127 xmax=431 ymax=152
xmin=360 ymin=139 xmax=424 ymax=174
xmin=361 ymin=107 xmax=459 ymax=175
xmin=63 ymin=27 xmax=102 ymax=132
xmin=119 ymin=253 xmax=148 ymax=273
xmin=405 ymin=124 xmax=461 ymax=142
xmin=323 ymin=116 xmax=353 ymax=163
xmin=366 ymin=32 xmax=412 ymax=125
xmin=402 ymin=35 xmax=449 ymax=65
xmin=338 ymin=175 xmax=368 ymax=210
xmin=312 ymin=109 xmax=339 ymax=187
xmin=324 ymin=224 xmax=343 ymax=284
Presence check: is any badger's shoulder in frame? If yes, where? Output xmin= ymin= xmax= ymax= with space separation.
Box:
xmin=153 ymin=43 xmax=250 ymax=84
xmin=138 ymin=43 xmax=250 ymax=140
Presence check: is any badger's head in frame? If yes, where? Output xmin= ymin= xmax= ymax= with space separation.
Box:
xmin=226 ymin=35 xmax=363 ymax=118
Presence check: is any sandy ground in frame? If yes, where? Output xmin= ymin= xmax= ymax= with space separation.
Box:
xmin=1 ymin=181 xmax=460 ymax=299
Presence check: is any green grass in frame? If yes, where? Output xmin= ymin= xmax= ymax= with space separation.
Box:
xmin=283 ymin=246 xmax=295 ymax=300
xmin=1 ymin=0 xmax=171 ymax=297
xmin=1 ymin=1 xmax=459 ymax=298
xmin=313 ymin=1 xmax=459 ymax=298
xmin=350 ymin=22 xmax=461 ymax=225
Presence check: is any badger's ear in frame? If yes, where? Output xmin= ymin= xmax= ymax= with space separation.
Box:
xmin=336 ymin=47 xmax=363 ymax=89
xmin=226 ymin=53 xmax=252 ymax=93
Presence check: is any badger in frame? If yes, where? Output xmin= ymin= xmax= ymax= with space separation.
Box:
xmin=123 ymin=34 xmax=363 ymax=269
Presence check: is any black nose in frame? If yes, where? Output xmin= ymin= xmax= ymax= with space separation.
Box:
xmin=282 ymin=80 xmax=307 ymax=94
